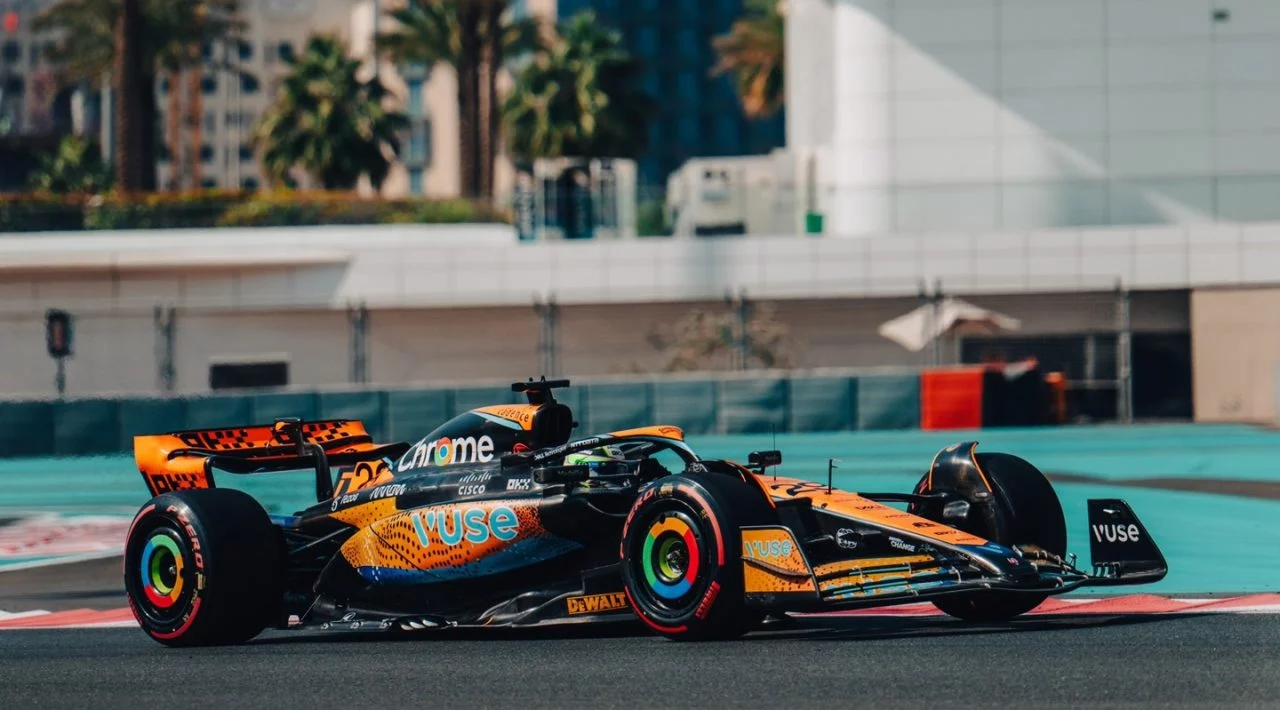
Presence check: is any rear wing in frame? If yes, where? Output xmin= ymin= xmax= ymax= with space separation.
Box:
xmin=134 ymin=417 xmax=411 ymax=502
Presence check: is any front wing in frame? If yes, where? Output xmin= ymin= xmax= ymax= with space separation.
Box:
xmin=738 ymin=479 xmax=1167 ymax=614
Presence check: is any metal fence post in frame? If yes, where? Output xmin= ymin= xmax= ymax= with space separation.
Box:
xmin=931 ymin=279 xmax=943 ymax=368
xmin=54 ymin=357 xmax=67 ymax=398
xmin=1115 ymin=279 xmax=1133 ymax=424
xmin=534 ymin=294 xmax=559 ymax=377
xmin=153 ymin=305 xmax=176 ymax=393
xmin=348 ymin=302 xmax=369 ymax=385
xmin=737 ymin=289 xmax=752 ymax=371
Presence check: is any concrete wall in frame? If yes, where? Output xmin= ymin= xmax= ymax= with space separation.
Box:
xmin=0 ymin=291 xmax=1188 ymax=399
xmin=1191 ymin=286 xmax=1280 ymax=422
xmin=6 ymin=222 xmax=1280 ymax=313
xmin=789 ymin=0 xmax=1280 ymax=236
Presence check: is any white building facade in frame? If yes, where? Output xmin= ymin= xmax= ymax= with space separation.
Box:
xmin=787 ymin=0 xmax=1280 ymax=237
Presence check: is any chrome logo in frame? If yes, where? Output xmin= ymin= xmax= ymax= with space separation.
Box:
xmin=642 ymin=515 xmax=701 ymax=600
xmin=400 ymin=435 xmax=497 ymax=470
xmin=433 ymin=437 xmax=454 ymax=465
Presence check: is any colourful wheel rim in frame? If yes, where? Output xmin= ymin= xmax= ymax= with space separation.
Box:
xmin=641 ymin=515 xmax=700 ymax=600
xmin=139 ymin=533 xmax=185 ymax=609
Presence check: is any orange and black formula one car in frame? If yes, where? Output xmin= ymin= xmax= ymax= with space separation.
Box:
xmin=124 ymin=378 xmax=1168 ymax=647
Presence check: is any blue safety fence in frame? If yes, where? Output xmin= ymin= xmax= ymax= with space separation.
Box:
xmin=0 ymin=372 xmax=926 ymax=458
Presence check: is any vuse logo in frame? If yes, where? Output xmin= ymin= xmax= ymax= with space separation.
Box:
xmin=743 ymin=539 xmax=794 ymax=559
xmin=1092 ymin=523 xmax=1140 ymax=543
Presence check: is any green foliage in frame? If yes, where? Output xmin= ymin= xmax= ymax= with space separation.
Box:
xmin=253 ymin=34 xmax=410 ymax=191
xmin=83 ymin=190 xmax=247 ymax=229
xmin=0 ymin=191 xmax=510 ymax=232
xmin=0 ymin=194 xmax=87 ymax=232
xmin=502 ymin=10 xmax=655 ymax=162
xmin=28 ymin=136 xmax=114 ymax=195
xmin=711 ymin=0 xmax=785 ymax=119
xmin=215 ymin=192 xmax=506 ymax=227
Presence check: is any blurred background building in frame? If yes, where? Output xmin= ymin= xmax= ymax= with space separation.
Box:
xmin=10 ymin=0 xmax=1280 ymax=432
xmin=0 ymin=0 xmax=101 ymax=190
xmin=781 ymin=0 xmax=1280 ymax=237
xmin=553 ymin=0 xmax=785 ymax=187
xmin=151 ymin=0 xmax=367 ymax=191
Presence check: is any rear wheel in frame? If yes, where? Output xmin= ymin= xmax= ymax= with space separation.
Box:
xmin=620 ymin=473 xmax=775 ymax=641
xmin=124 ymin=488 xmax=284 ymax=647
xmin=916 ymin=452 xmax=1067 ymax=622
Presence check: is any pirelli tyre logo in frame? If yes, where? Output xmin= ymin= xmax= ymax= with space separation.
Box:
xmin=566 ymin=592 xmax=629 ymax=615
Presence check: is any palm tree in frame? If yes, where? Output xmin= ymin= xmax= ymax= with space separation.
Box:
xmin=502 ymin=11 xmax=653 ymax=163
xmin=34 ymin=0 xmax=245 ymax=191
xmin=711 ymin=0 xmax=785 ymax=120
xmin=376 ymin=0 xmax=546 ymax=199
xmin=253 ymin=35 xmax=409 ymax=191
xmin=114 ymin=0 xmax=147 ymax=190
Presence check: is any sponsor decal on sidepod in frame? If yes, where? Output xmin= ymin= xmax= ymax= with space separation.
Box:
xmin=743 ymin=539 xmax=794 ymax=559
xmin=410 ymin=506 xmax=519 ymax=549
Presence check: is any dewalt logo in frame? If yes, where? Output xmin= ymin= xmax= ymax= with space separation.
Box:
xmin=566 ymin=592 xmax=629 ymax=615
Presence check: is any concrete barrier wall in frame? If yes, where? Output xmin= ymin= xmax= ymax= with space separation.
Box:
xmin=0 ymin=372 xmax=928 ymax=458
xmin=0 ymin=291 xmax=1187 ymax=400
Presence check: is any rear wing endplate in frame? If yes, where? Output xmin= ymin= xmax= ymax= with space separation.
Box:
xmin=134 ymin=417 xmax=410 ymax=502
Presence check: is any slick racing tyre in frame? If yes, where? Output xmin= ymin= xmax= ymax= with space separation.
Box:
xmin=124 ymin=488 xmax=284 ymax=647
xmin=620 ymin=473 xmax=775 ymax=641
xmin=914 ymin=452 xmax=1067 ymax=622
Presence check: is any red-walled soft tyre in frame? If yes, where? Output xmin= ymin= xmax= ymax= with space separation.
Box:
xmin=123 ymin=489 xmax=284 ymax=647
xmin=620 ymin=473 xmax=775 ymax=641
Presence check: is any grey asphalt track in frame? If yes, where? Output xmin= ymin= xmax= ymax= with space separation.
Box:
xmin=1 ymin=614 xmax=1277 ymax=709
xmin=0 ymin=556 xmax=124 ymax=612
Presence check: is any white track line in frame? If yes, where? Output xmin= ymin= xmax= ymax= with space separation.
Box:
xmin=0 ymin=610 xmax=50 ymax=621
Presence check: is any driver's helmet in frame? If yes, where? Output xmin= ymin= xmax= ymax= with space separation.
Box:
xmin=564 ymin=445 xmax=626 ymax=466
xmin=564 ymin=445 xmax=628 ymax=475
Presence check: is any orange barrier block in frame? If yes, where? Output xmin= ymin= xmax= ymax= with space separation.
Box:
xmin=920 ymin=367 xmax=985 ymax=430
xmin=1045 ymin=371 xmax=1068 ymax=424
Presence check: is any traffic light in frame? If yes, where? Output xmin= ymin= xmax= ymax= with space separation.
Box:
xmin=46 ymin=309 xmax=74 ymax=358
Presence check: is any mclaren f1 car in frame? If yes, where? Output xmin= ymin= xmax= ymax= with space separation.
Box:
xmin=123 ymin=378 xmax=1168 ymax=646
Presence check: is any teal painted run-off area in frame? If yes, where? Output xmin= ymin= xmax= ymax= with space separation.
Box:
xmin=1 ymin=423 xmax=1277 ymax=595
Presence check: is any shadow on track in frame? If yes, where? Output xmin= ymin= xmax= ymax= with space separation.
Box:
xmin=242 ymin=611 xmax=1206 ymax=647
xmin=751 ymin=611 xmax=1210 ymax=642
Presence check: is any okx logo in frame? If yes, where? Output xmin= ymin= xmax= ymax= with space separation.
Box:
xmin=410 ymin=505 xmax=519 ymax=549
xmin=400 ymin=435 xmax=496 ymax=470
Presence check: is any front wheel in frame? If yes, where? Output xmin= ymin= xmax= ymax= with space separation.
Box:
xmin=914 ymin=452 xmax=1067 ymax=622
xmin=620 ymin=473 xmax=775 ymax=641
xmin=124 ymin=488 xmax=284 ymax=647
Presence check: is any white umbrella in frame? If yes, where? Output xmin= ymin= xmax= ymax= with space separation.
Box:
xmin=878 ymin=297 xmax=1021 ymax=353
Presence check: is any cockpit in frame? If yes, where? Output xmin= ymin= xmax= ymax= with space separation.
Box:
xmin=393 ymin=378 xmax=696 ymax=476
